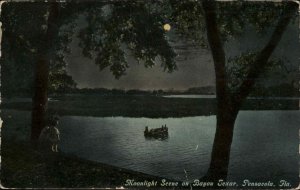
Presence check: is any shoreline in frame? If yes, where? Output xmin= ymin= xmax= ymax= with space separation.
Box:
xmin=1 ymin=140 xmax=176 ymax=189
xmin=1 ymin=95 xmax=298 ymax=119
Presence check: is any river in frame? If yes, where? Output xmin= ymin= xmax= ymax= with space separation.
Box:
xmin=164 ymin=94 xmax=300 ymax=100
xmin=1 ymin=109 xmax=299 ymax=185
xmin=57 ymin=111 xmax=299 ymax=183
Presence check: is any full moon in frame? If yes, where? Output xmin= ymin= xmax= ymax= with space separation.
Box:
xmin=163 ymin=23 xmax=171 ymax=31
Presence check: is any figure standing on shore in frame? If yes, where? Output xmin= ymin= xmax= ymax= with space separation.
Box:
xmin=49 ymin=116 xmax=60 ymax=152
xmin=39 ymin=116 xmax=60 ymax=152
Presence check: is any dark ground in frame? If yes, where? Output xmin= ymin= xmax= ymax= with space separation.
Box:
xmin=1 ymin=140 xmax=180 ymax=189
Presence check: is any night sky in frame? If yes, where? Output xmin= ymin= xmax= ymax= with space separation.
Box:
xmin=66 ymin=18 xmax=299 ymax=90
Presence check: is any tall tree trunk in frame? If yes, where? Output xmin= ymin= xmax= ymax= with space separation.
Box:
xmin=206 ymin=108 xmax=238 ymax=181
xmin=201 ymin=0 xmax=297 ymax=183
xmin=31 ymin=57 xmax=49 ymax=141
xmin=31 ymin=3 xmax=60 ymax=141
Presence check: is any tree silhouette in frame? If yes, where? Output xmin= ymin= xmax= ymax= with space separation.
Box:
xmin=169 ymin=0 xmax=298 ymax=181
xmin=77 ymin=1 xmax=176 ymax=77
xmin=1 ymin=1 xmax=176 ymax=141
xmin=77 ymin=1 xmax=298 ymax=181
xmin=1 ymin=2 xmax=80 ymax=140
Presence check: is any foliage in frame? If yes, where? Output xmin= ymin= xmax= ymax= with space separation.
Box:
xmin=48 ymin=56 xmax=77 ymax=94
xmin=0 ymin=3 xmax=46 ymax=97
xmin=168 ymin=1 xmax=298 ymax=100
xmin=1 ymin=1 xmax=297 ymax=97
xmin=78 ymin=2 xmax=177 ymax=79
xmin=226 ymin=53 xmax=287 ymax=92
xmin=1 ymin=1 xmax=178 ymax=97
xmin=169 ymin=1 xmax=293 ymax=45
xmin=0 ymin=3 xmax=78 ymax=97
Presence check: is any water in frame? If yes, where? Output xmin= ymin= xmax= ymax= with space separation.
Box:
xmin=229 ymin=111 xmax=299 ymax=183
xmin=2 ymin=110 xmax=299 ymax=184
xmin=57 ymin=111 xmax=299 ymax=183
xmin=164 ymin=95 xmax=216 ymax=99
xmin=59 ymin=116 xmax=216 ymax=181
xmin=164 ymin=94 xmax=300 ymax=100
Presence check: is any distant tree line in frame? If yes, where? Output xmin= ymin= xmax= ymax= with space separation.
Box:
xmin=64 ymin=88 xmax=165 ymax=96
xmin=52 ymin=83 xmax=298 ymax=97
xmin=250 ymin=82 xmax=298 ymax=97
xmin=56 ymin=86 xmax=216 ymax=96
xmin=3 ymin=80 xmax=297 ymax=97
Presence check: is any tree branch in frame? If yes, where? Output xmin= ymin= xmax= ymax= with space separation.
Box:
xmin=233 ymin=2 xmax=297 ymax=109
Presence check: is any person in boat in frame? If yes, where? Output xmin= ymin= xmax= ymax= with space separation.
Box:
xmin=145 ymin=126 xmax=149 ymax=133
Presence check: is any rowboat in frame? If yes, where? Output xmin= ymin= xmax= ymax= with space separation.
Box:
xmin=144 ymin=125 xmax=168 ymax=139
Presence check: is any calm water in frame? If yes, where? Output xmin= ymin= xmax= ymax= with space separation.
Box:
xmin=57 ymin=111 xmax=299 ymax=183
xmin=164 ymin=94 xmax=300 ymax=100
xmin=59 ymin=116 xmax=216 ymax=181
xmin=2 ymin=110 xmax=299 ymax=184
xmin=164 ymin=94 xmax=216 ymax=99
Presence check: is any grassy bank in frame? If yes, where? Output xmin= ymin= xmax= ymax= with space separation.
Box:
xmin=1 ymin=140 xmax=171 ymax=188
xmin=1 ymin=95 xmax=298 ymax=118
